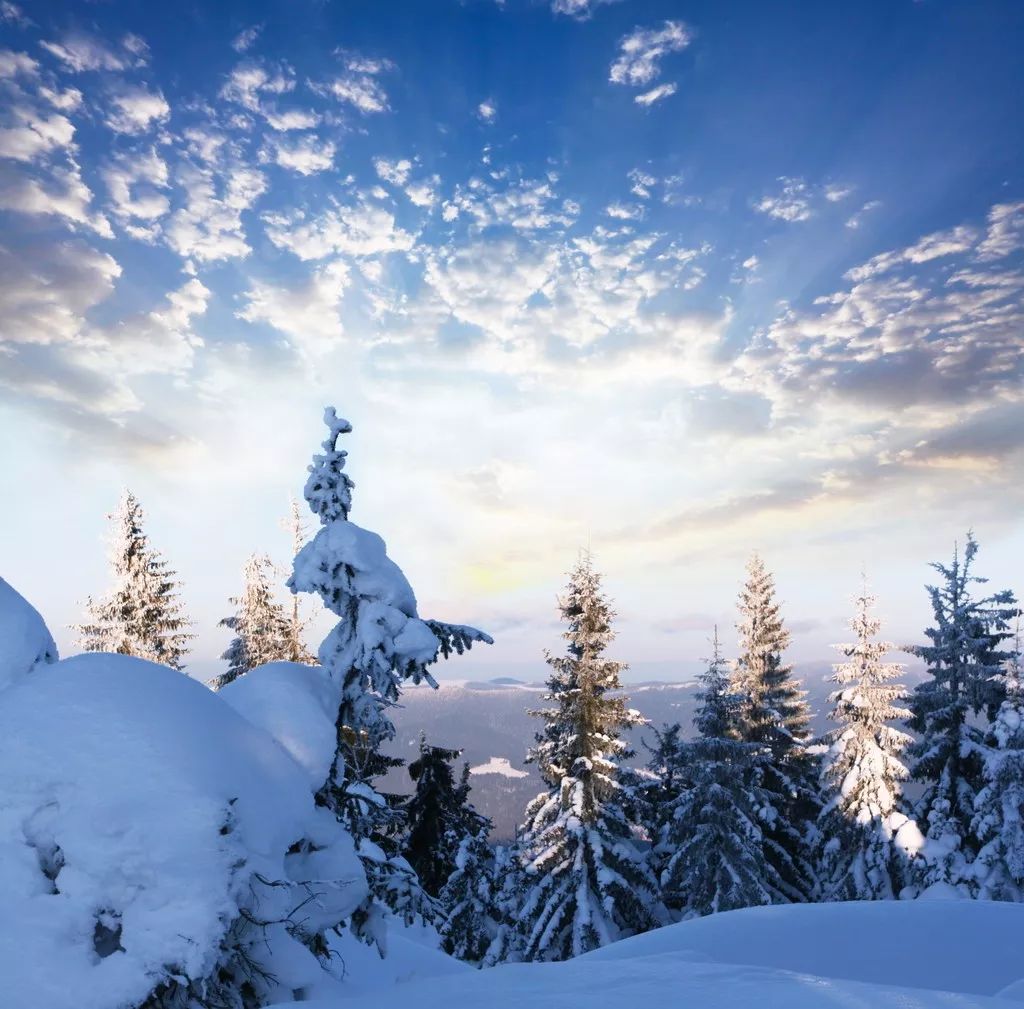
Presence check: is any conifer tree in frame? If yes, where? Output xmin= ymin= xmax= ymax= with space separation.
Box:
xmin=660 ymin=629 xmax=781 ymax=916
xmin=732 ymin=553 xmax=818 ymax=901
xmin=482 ymin=844 xmax=524 ymax=967
xmin=288 ymin=408 xmax=491 ymax=946
xmin=281 ymin=496 xmax=316 ymax=665
xmin=438 ymin=828 xmax=498 ymax=964
xmin=971 ymin=620 xmax=1024 ymax=900
xmin=638 ymin=722 xmax=688 ymax=877
xmin=214 ymin=553 xmax=293 ymax=689
xmin=403 ymin=734 xmax=490 ymax=897
xmin=76 ymin=491 xmax=193 ymax=670
xmin=513 ymin=553 xmax=666 ymax=962
xmin=818 ymin=582 xmax=914 ymax=900
xmin=907 ymin=533 xmax=1018 ymax=892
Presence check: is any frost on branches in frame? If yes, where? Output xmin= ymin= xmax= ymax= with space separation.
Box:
xmin=972 ymin=621 xmax=1024 ymax=900
xmin=513 ymin=553 xmax=666 ymax=962
xmin=75 ymin=491 xmax=193 ymax=671
xmin=907 ymin=533 xmax=1018 ymax=893
xmin=732 ymin=554 xmax=819 ymax=901
xmin=660 ymin=630 xmax=781 ymax=917
xmin=288 ymin=408 xmax=492 ymax=945
xmin=437 ymin=829 xmax=498 ymax=964
xmin=215 ymin=553 xmax=294 ymax=689
xmin=818 ymin=583 xmax=915 ymax=901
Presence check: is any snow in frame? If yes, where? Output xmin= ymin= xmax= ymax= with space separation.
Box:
xmin=219 ymin=660 xmax=341 ymax=789
xmin=0 ymin=576 xmax=58 ymax=690
xmin=470 ymin=756 xmax=529 ymax=779
xmin=0 ymin=651 xmax=366 ymax=1009
xmin=286 ymin=900 xmax=1024 ymax=1009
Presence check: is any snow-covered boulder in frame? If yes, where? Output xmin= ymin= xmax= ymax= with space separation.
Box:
xmin=0 ymin=576 xmax=58 ymax=691
xmin=0 ymin=653 xmax=367 ymax=1009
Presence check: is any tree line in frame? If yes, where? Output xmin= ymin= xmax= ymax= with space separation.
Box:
xmin=72 ymin=408 xmax=1023 ymax=966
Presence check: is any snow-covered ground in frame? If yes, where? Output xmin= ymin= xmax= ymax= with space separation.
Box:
xmin=469 ymin=756 xmax=529 ymax=779
xmin=275 ymin=899 xmax=1024 ymax=1009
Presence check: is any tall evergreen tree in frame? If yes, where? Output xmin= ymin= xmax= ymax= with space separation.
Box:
xmin=818 ymin=582 xmax=914 ymax=900
xmin=660 ymin=629 xmax=781 ymax=916
xmin=907 ymin=533 xmax=1018 ymax=892
xmin=637 ymin=722 xmax=688 ymax=877
xmin=214 ymin=553 xmax=293 ymax=689
xmin=281 ymin=496 xmax=316 ymax=665
xmin=438 ymin=828 xmax=498 ymax=964
xmin=972 ymin=620 xmax=1024 ymax=900
xmin=403 ymin=734 xmax=490 ymax=898
xmin=288 ymin=408 xmax=491 ymax=946
xmin=76 ymin=491 xmax=192 ymax=670
xmin=513 ymin=553 xmax=666 ymax=962
xmin=732 ymin=553 xmax=818 ymax=901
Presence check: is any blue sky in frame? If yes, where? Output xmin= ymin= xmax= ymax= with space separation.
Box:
xmin=1 ymin=0 xmax=1022 ymax=682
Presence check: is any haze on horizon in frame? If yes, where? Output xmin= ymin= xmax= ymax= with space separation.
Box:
xmin=1 ymin=0 xmax=1022 ymax=683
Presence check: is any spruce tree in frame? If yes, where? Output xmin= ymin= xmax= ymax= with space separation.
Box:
xmin=282 ymin=496 xmax=316 ymax=665
xmin=732 ymin=553 xmax=818 ymax=901
xmin=403 ymin=734 xmax=490 ymax=898
xmin=971 ymin=620 xmax=1024 ymax=900
xmin=638 ymin=722 xmax=688 ymax=880
xmin=660 ymin=629 xmax=781 ymax=916
xmin=482 ymin=844 xmax=524 ymax=967
xmin=907 ymin=533 xmax=1018 ymax=892
xmin=818 ymin=582 xmax=913 ymax=900
xmin=76 ymin=491 xmax=193 ymax=670
xmin=288 ymin=408 xmax=491 ymax=946
xmin=214 ymin=553 xmax=293 ymax=689
xmin=514 ymin=553 xmax=666 ymax=962
xmin=438 ymin=828 xmax=498 ymax=964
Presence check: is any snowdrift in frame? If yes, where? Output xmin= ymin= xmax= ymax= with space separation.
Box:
xmin=285 ymin=899 xmax=1024 ymax=1009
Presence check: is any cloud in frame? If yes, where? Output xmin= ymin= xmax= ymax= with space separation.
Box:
xmin=264 ymin=134 xmax=335 ymax=175
xmin=635 ymin=82 xmax=677 ymax=106
xmin=231 ymin=24 xmax=263 ymax=53
xmin=105 ymin=83 xmax=170 ymax=134
xmin=318 ymin=53 xmax=394 ymax=114
xmin=845 ymin=199 xmax=882 ymax=230
xmin=103 ymin=148 xmax=170 ymax=239
xmin=374 ymin=157 xmax=412 ymax=186
xmin=550 ymin=0 xmax=619 ymax=17
xmin=0 ymin=161 xmax=112 ymax=236
xmin=609 ymin=20 xmax=691 ymax=87
xmin=39 ymin=32 xmax=149 ymax=73
xmin=824 ymin=183 xmax=853 ymax=203
xmin=628 ymin=169 xmax=656 ymax=199
xmin=263 ymin=199 xmax=415 ymax=261
xmin=976 ymin=201 xmax=1024 ymax=261
xmin=845 ymin=224 xmax=978 ymax=281
xmin=754 ymin=177 xmax=813 ymax=222
xmin=220 ymin=60 xmax=295 ymax=113
xmin=477 ymin=99 xmax=497 ymax=122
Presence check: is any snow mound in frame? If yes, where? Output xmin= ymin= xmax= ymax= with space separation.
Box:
xmin=584 ymin=899 xmax=1024 ymax=995
xmin=0 ymin=575 xmax=58 ymax=690
xmin=0 ymin=652 xmax=367 ymax=1009
xmin=219 ymin=660 xmax=341 ymax=789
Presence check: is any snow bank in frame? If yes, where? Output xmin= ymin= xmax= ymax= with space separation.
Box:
xmin=0 ymin=652 xmax=366 ymax=1009
xmin=0 ymin=575 xmax=58 ymax=690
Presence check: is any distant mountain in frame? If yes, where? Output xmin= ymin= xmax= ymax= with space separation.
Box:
xmin=382 ymin=662 xmax=863 ymax=840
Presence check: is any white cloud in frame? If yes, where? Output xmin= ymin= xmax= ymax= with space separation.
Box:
xmin=0 ymin=48 xmax=37 ymax=77
xmin=0 ymin=107 xmax=74 ymax=161
xmin=374 ymin=157 xmax=412 ymax=186
xmin=605 ymin=201 xmax=643 ymax=220
xmin=845 ymin=199 xmax=882 ymax=230
xmin=0 ymin=161 xmax=112 ymax=236
xmin=220 ymin=60 xmax=295 ymax=113
xmin=231 ymin=24 xmax=263 ymax=53
xmin=103 ymin=148 xmax=170 ymax=238
xmin=264 ymin=134 xmax=335 ymax=175
xmin=105 ymin=84 xmax=170 ymax=134
xmin=319 ymin=54 xmax=394 ymax=114
xmin=39 ymin=32 xmax=148 ymax=72
xmin=477 ymin=99 xmax=497 ymax=122
xmin=628 ymin=169 xmax=656 ymax=199
xmin=824 ymin=183 xmax=853 ymax=203
xmin=609 ymin=21 xmax=691 ymax=87
xmin=754 ymin=177 xmax=813 ymax=222
xmin=976 ymin=201 xmax=1024 ymax=261
xmin=263 ymin=107 xmax=320 ymax=131
xmin=634 ymin=82 xmax=677 ymax=106
xmin=263 ymin=200 xmax=415 ymax=261
xmin=846 ymin=224 xmax=978 ymax=281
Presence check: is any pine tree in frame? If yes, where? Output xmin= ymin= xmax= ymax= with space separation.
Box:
xmin=482 ymin=844 xmax=524 ymax=967
xmin=732 ymin=553 xmax=818 ymax=901
xmin=972 ymin=620 xmax=1024 ymax=900
xmin=660 ymin=629 xmax=781 ymax=916
xmin=513 ymin=553 xmax=666 ymax=962
xmin=281 ymin=496 xmax=316 ymax=665
xmin=214 ymin=553 xmax=293 ymax=689
xmin=817 ymin=582 xmax=914 ymax=901
xmin=403 ymin=734 xmax=490 ymax=898
xmin=637 ymin=722 xmax=689 ymax=879
xmin=76 ymin=491 xmax=192 ymax=670
xmin=907 ymin=533 xmax=1018 ymax=892
xmin=288 ymin=408 xmax=491 ymax=946
xmin=438 ymin=828 xmax=498 ymax=964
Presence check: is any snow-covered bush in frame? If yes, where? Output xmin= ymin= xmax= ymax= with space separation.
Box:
xmin=0 ymin=649 xmax=367 ymax=1009
xmin=0 ymin=575 xmax=58 ymax=691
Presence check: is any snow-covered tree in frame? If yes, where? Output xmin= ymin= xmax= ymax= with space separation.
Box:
xmin=513 ymin=553 xmax=666 ymax=962
xmin=972 ymin=620 xmax=1024 ymax=900
xmin=403 ymin=734 xmax=490 ymax=897
xmin=214 ymin=553 xmax=293 ymax=689
xmin=732 ymin=554 xmax=818 ymax=901
xmin=438 ymin=828 xmax=498 ymax=964
xmin=637 ymin=721 xmax=689 ymax=874
xmin=288 ymin=407 xmax=491 ymax=945
xmin=281 ymin=496 xmax=316 ymax=665
xmin=76 ymin=491 xmax=192 ymax=670
xmin=660 ymin=629 xmax=781 ymax=916
xmin=817 ymin=582 xmax=914 ymax=901
xmin=907 ymin=533 xmax=1018 ymax=892
xmin=482 ymin=844 xmax=524 ymax=967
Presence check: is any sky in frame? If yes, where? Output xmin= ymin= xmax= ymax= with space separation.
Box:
xmin=1 ymin=0 xmax=1022 ymax=683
